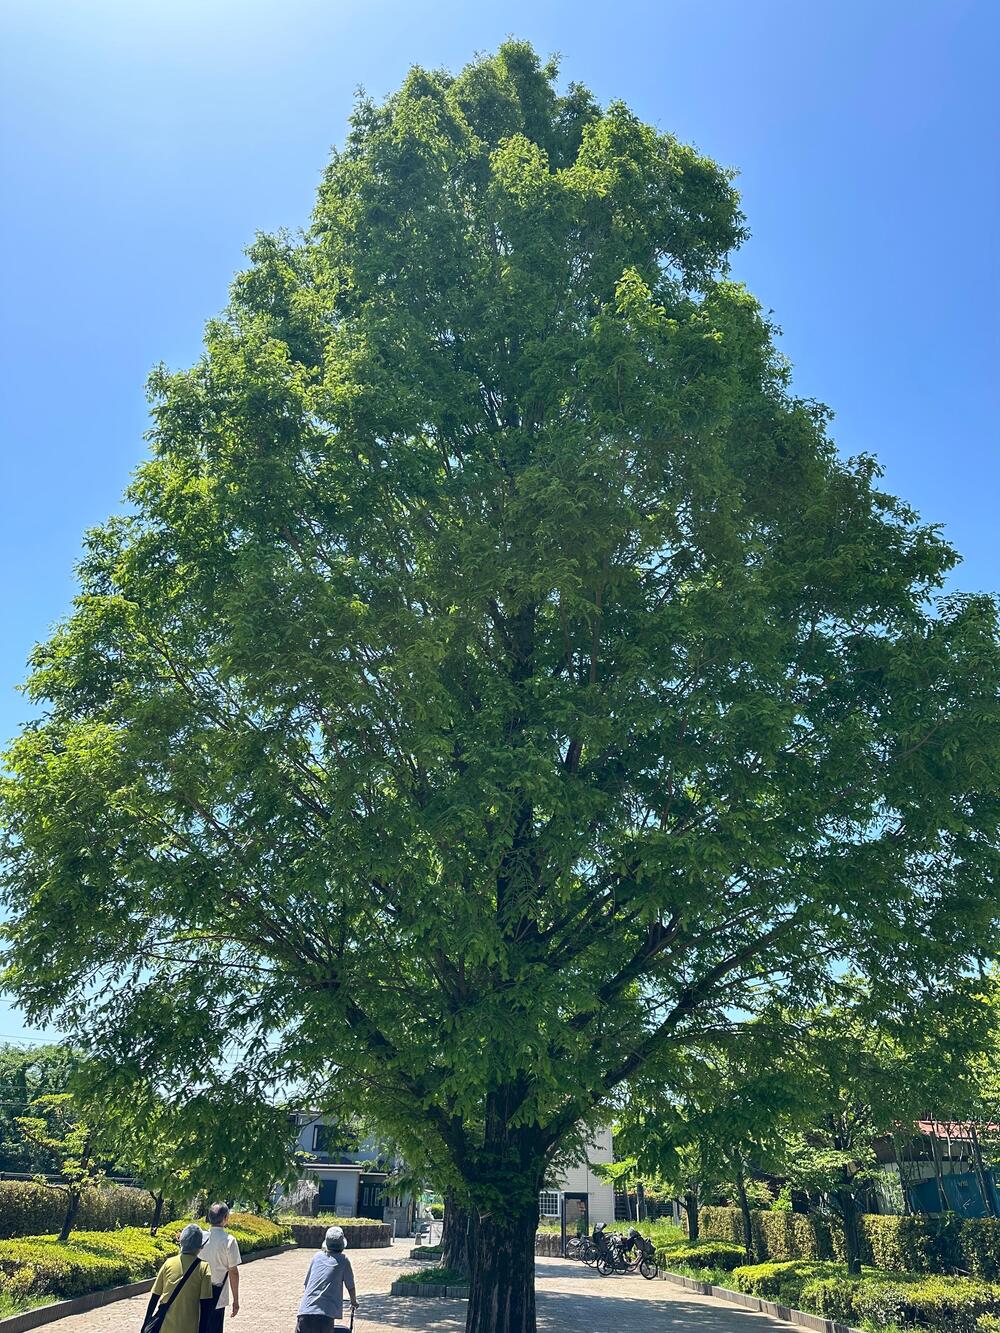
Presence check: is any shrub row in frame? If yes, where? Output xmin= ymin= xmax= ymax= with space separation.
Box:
xmin=0 ymin=1213 xmax=289 ymax=1308
xmin=729 ymin=1259 xmax=1000 ymax=1333
xmin=699 ymin=1206 xmax=840 ymax=1261
xmin=0 ymin=1182 xmax=176 ymax=1240
xmin=699 ymin=1206 xmax=1000 ymax=1280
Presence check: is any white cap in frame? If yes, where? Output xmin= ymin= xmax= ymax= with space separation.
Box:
xmin=324 ymin=1225 xmax=347 ymax=1252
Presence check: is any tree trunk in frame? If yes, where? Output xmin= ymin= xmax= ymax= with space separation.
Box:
xmin=837 ymin=1188 xmax=863 ymax=1276
xmin=683 ymin=1188 xmax=699 ymax=1241
xmin=734 ymin=1170 xmax=755 ymax=1263
xmin=442 ymin=1195 xmax=476 ymax=1276
xmin=465 ymin=1198 xmax=537 ymax=1333
xmin=150 ymin=1192 xmax=164 ymax=1235
xmin=636 ymin=1180 xmax=646 ymax=1223
xmin=929 ymin=1132 xmax=950 ymax=1212
xmin=58 ymin=1188 xmax=81 ymax=1244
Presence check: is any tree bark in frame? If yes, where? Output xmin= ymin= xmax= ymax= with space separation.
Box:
xmin=442 ymin=1194 xmax=476 ymax=1276
xmin=465 ymin=1198 xmax=537 ymax=1333
xmin=58 ymin=1188 xmax=81 ymax=1244
xmin=683 ymin=1188 xmax=699 ymax=1241
xmin=734 ymin=1170 xmax=755 ymax=1263
xmin=150 ymin=1192 xmax=164 ymax=1235
xmin=837 ymin=1188 xmax=863 ymax=1276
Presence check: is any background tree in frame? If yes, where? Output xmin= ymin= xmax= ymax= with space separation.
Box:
xmin=81 ymin=1067 xmax=300 ymax=1228
xmin=0 ymin=1043 xmax=77 ymax=1173
xmin=614 ymin=1026 xmax=802 ymax=1256
xmin=16 ymin=1093 xmax=102 ymax=1242
xmin=770 ymin=983 xmax=991 ymax=1272
xmin=3 ymin=41 xmax=1000 ymax=1333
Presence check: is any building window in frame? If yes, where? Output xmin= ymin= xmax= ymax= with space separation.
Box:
xmin=538 ymin=1191 xmax=560 ymax=1217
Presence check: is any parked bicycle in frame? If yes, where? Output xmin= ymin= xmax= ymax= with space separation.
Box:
xmin=595 ymin=1226 xmax=658 ymax=1280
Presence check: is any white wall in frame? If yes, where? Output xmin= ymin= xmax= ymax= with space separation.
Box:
xmin=554 ymin=1126 xmax=616 ymax=1225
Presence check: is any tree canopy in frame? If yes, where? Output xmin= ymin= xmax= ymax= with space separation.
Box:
xmin=3 ymin=40 xmax=999 ymax=1333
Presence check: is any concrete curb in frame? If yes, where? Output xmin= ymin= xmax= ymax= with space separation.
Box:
xmin=659 ymin=1268 xmax=865 ymax=1333
xmin=389 ymin=1280 xmax=469 ymax=1298
xmin=0 ymin=1244 xmax=294 ymax=1333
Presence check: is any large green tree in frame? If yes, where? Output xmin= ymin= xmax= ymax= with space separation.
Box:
xmin=3 ymin=42 xmax=999 ymax=1333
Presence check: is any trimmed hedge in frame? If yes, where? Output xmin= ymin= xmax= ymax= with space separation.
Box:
xmin=700 ymin=1206 xmax=1000 ymax=1280
xmin=658 ymin=1240 xmax=746 ymax=1271
xmin=0 ymin=1213 xmax=289 ymax=1308
xmin=0 ymin=1182 xmax=176 ymax=1240
xmin=730 ymin=1258 xmax=1000 ymax=1333
xmin=699 ymin=1205 xmax=838 ymax=1261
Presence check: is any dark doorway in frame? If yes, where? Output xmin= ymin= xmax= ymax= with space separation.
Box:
xmin=358 ymin=1175 xmax=385 ymax=1220
xmin=561 ymin=1192 xmax=589 ymax=1255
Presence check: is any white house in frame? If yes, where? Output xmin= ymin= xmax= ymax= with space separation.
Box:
xmin=538 ymin=1126 xmax=616 ymax=1230
xmin=282 ymin=1112 xmax=414 ymax=1234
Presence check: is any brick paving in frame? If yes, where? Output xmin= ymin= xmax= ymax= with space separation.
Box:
xmin=47 ymin=1241 xmax=796 ymax=1332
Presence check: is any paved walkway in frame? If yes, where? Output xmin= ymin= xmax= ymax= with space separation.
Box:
xmin=49 ymin=1241 xmax=796 ymax=1332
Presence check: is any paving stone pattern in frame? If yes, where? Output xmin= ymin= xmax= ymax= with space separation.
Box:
xmin=48 ymin=1240 xmax=796 ymax=1332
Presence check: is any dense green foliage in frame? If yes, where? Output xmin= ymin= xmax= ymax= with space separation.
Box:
xmin=0 ymin=1044 xmax=77 ymax=1174
xmin=700 ymin=1206 xmax=1000 ymax=1281
xmin=0 ymin=1181 xmax=175 ymax=1240
xmin=0 ymin=1214 xmax=288 ymax=1315
xmin=730 ymin=1259 xmax=1000 ymax=1333
xmin=4 ymin=38 xmax=1000 ymax=1331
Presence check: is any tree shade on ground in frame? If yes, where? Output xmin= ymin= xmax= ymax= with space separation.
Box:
xmin=3 ymin=39 xmax=1000 ymax=1333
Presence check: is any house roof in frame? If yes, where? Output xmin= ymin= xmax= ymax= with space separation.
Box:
xmin=915 ymin=1120 xmax=1000 ymax=1141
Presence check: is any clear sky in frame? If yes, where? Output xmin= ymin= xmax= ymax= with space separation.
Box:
xmin=1 ymin=0 xmax=997 ymax=1042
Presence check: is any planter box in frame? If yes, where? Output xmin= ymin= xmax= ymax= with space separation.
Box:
xmin=290 ymin=1222 xmax=391 ymax=1249
xmin=0 ymin=1245 xmax=292 ymax=1333
xmin=389 ymin=1280 xmax=469 ymax=1298
xmin=659 ymin=1268 xmax=864 ymax=1333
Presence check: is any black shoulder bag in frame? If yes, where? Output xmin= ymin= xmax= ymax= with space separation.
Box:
xmin=141 ymin=1254 xmax=203 ymax=1333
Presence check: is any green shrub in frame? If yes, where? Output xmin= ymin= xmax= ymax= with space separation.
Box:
xmin=410 ymin=1244 xmax=442 ymax=1257
xmin=849 ymin=1274 xmax=1000 ymax=1333
xmin=429 ymin=1204 xmax=444 ymax=1219
xmin=400 ymin=1266 xmax=464 ymax=1285
xmin=976 ymin=1315 xmax=1000 ymax=1332
xmin=0 ymin=1182 xmax=174 ymax=1240
xmin=660 ymin=1240 xmax=746 ymax=1271
xmin=735 ymin=1260 xmax=1000 ymax=1332
xmin=963 ymin=1220 xmax=1000 ymax=1282
xmin=0 ymin=1214 xmax=288 ymax=1312
xmin=730 ymin=1258 xmax=845 ymax=1308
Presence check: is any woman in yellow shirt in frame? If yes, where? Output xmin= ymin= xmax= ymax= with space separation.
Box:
xmin=143 ymin=1224 xmax=215 ymax=1333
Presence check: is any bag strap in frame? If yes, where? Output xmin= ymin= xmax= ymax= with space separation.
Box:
xmin=161 ymin=1253 xmax=202 ymax=1314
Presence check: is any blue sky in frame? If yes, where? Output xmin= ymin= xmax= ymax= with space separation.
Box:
xmin=1 ymin=0 xmax=997 ymax=1042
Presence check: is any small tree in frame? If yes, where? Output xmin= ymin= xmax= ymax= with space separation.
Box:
xmin=16 ymin=1093 xmax=102 ymax=1242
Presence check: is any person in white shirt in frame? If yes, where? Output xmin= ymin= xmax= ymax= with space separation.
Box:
xmin=199 ymin=1202 xmax=242 ymax=1330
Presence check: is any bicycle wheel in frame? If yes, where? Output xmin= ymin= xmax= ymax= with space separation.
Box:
xmin=639 ymin=1258 xmax=658 ymax=1280
xmin=597 ymin=1255 xmax=615 ymax=1276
